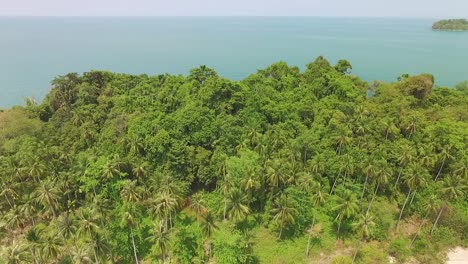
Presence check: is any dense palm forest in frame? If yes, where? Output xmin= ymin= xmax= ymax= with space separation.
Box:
xmin=1 ymin=57 xmax=467 ymax=264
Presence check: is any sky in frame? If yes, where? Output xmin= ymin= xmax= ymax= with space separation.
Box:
xmin=0 ymin=0 xmax=467 ymax=17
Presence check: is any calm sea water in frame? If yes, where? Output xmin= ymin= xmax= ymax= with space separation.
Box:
xmin=1 ymin=17 xmax=467 ymax=107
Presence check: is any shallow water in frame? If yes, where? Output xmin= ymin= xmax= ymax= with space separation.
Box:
xmin=1 ymin=17 xmax=467 ymax=107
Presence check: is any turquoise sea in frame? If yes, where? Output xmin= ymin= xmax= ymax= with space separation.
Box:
xmin=0 ymin=17 xmax=467 ymax=107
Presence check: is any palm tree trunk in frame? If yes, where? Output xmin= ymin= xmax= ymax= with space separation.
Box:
xmin=431 ymin=204 xmax=445 ymax=235
xmin=4 ymin=194 xmax=13 ymax=208
xmin=223 ymin=199 xmax=227 ymax=221
xmin=30 ymin=248 xmax=39 ymax=264
xmin=397 ymin=189 xmax=412 ymax=231
xmin=366 ymin=182 xmax=380 ymax=214
xmin=94 ymin=247 xmax=100 ymax=264
xmin=409 ymin=189 xmax=417 ymax=205
xmin=410 ymin=219 xmax=426 ymax=248
xmin=306 ymin=233 xmax=312 ymax=257
xmin=394 ymin=168 xmax=403 ymax=189
xmin=435 ymin=158 xmax=446 ymax=181
xmin=385 ymin=129 xmax=389 ymax=140
xmin=330 ymin=174 xmax=340 ymax=195
xmin=360 ymin=174 xmax=369 ymax=201
xmin=337 ymin=219 xmax=342 ymax=237
xmin=352 ymin=239 xmax=362 ymax=264
xmin=130 ymin=227 xmax=139 ymax=264
xmin=278 ymin=225 xmax=283 ymax=240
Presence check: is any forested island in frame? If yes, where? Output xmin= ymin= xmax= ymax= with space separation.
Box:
xmin=432 ymin=19 xmax=468 ymax=31
xmin=1 ymin=57 xmax=467 ymax=264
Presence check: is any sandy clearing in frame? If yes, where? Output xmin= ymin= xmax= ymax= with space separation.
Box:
xmin=447 ymin=247 xmax=468 ymax=264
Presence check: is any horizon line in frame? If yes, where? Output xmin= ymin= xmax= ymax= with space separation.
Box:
xmin=0 ymin=15 xmax=456 ymax=19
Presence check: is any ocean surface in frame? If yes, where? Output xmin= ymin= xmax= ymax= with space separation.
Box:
xmin=1 ymin=17 xmax=467 ymax=107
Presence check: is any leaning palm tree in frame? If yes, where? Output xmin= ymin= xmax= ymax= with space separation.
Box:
xmin=361 ymin=157 xmax=377 ymax=201
xmin=0 ymin=182 xmax=18 ymax=208
xmin=226 ymin=188 xmax=250 ymax=222
xmin=305 ymin=223 xmax=323 ymax=257
xmin=151 ymin=191 xmax=178 ymax=230
xmin=120 ymin=180 xmax=142 ymax=203
xmin=121 ymin=209 xmax=140 ymax=264
xmin=434 ymin=145 xmax=454 ymax=181
xmin=366 ymin=162 xmax=392 ymax=213
xmin=147 ymin=220 xmax=170 ymax=263
xmin=38 ymin=233 xmax=63 ymax=263
xmin=351 ymin=212 xmax=375 ymax=263
xmin=394 ymin=144 xmax=416 ymax=188
xmin=410 ymin=194 xmax=440 ymax=247
xmin=190 ymin=193 xmax=207 ymax=221
xmin=0 ymin=241 xmax=31 ymax=264
xmin=33 ymin=179 xmax=61 ymax=218
xmin=333 ymin=190 xmax=359 ymax=236
xmin=430 ymin=175 xmax=467 ymax=234
xmin=271 ymin=194 xmax=298 ymax=239
xmin=396 ymin=163 xmax=428 ymax=230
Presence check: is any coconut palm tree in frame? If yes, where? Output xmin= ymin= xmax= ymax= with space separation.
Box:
xmin=333 ymin=190 xmax=359 ymax=236
xmin=226 ymin=188 xmax=250 ymax=222
xmin=410 ymin=194 xmax=440 ymax=247
xmin=271 ymin=194 xmax=298 ymax=239
xmin=147 ymin=220 xmax=170 ymax=263
xmin=70 ymin=245 xmax=92 ymax=264
xmin=431 ymin=175 xmax=467 ymax=234
xmin=121 ymin=210 xmax=140 ymax=264
xmin=305 ymin=222 xmax=323 ymax=257
xmin=394 ymin=144 xmax=416 ymax=188
xmin=190 ymin=193 xmax=207 ymax=221
xmin=0 ymin=182 xmax=18 ymax=208
xmin=352 ymin=212 xmax=375 ymax=264
xmin=0 ymin=241 xmax=31 ymax=264
xmin=151 ymin=191 xmax=178 ymax=230
xmin=361 ymin=157 xmax=377 ymax=201
xmin=434 ymin=145 xmax=454 ymax=181
xmin=120 ymin=180 xmax=142 ymax=203
xmin=33 ymin=179 xmax=61 ymax=218
xmin=366 ymin=162 xmax=391 ymax=213
xmin=397 ymin=163 xmax=429 ymax=230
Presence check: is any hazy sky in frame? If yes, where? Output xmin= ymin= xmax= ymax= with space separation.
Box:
xmin=1 ymin=0 xmax=467 ymax=17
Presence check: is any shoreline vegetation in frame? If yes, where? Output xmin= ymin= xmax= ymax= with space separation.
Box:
xmin=1 ymin=57 xmax=467 ymax=263
xmin=432 ymin=19 xmax=468 ymax=31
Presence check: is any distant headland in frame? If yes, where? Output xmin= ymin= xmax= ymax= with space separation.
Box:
xmin=432 ymin=19 xmax=468 ymax=31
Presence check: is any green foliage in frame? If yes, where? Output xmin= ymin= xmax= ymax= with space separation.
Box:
xmin=432 ymin=19 xmax=468 ymax=31
xmin=0 ymin=57 xmax=467 ymax=263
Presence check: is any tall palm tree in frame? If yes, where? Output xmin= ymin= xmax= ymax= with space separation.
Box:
xmin=434 ymin=145 xmax=454 ymax=181
xmin=190 ymin=193 xmax=207 ymax=221
xmin=151 ymin=191 xmax=178 ymax=230
xmin=39 ymin=233 xmax=63 ymax=262
xmin=361 ymin=157 xmax=377 ymax=200
xmin=397 ymin=163 xmax=428 ymax=230
xmin=0 ymin=242 xmax=31 ymax=264
xmin=226 ymin=188 xmax=250 ymax=222
xmin=333 ymin=190 xmax=359 ymax=236
xmin=305 ymin=223 xmax=323 ymax=257
xmin=394 ymin=144 xmax=416 ymax=188
xmin=33 ymin=179 xmax=61 ymax=218
xmin=120 ymin=180 xmax=142 ymax=203
xmin=352 ymin=212 xmax=375 ymax=264
xmin=147 ymin=220 xmax=170 ymax=263
xmin=430 ymin=175 xmax=467 ymax=234
xmin=366 ymin=162 xmax=391 ymax=213
xmin=0 ymin=182 xmax=18 ymax=208
xmin=76 ymin=207 xmax=101 ymax=240
xmin=70 ymin=245 xmax=92 ymax=264
xmin=121 ymin=210 xmax=140 ymax=264
xmin=410 ymin=194 xmax=440 ymax=247
xmin=271 ymin=194 xmax=298 ymax=239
